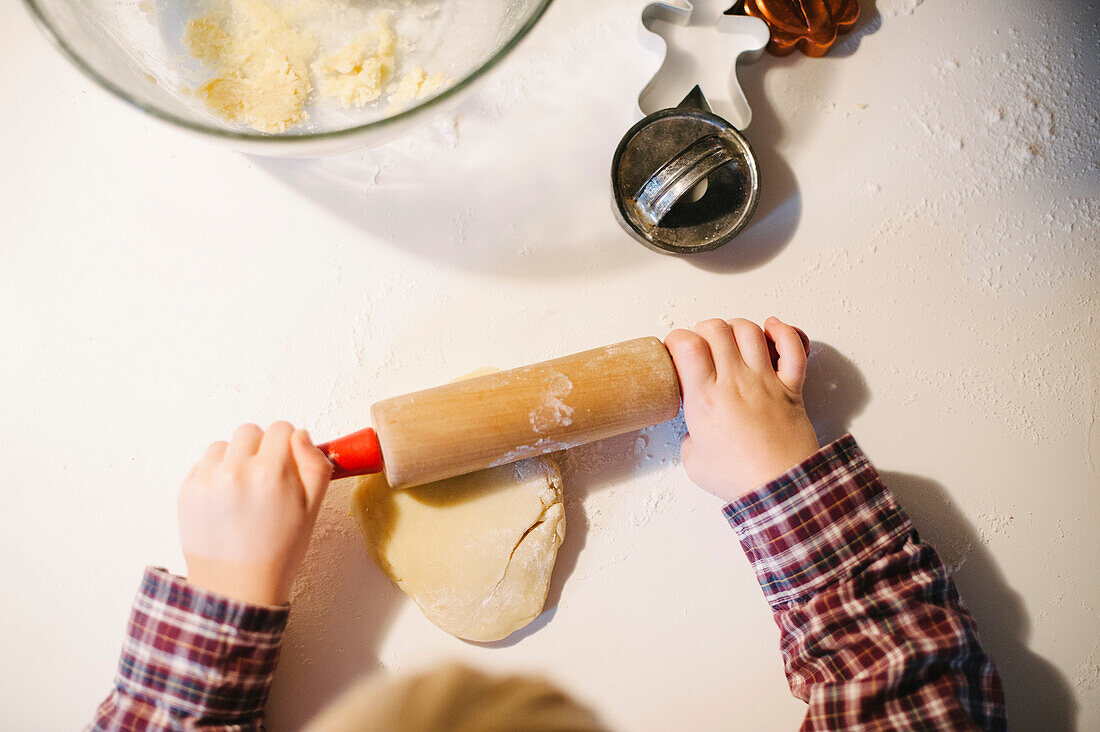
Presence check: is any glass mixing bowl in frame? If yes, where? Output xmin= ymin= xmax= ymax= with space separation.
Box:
xmin=24 ymin=0 xmax=552 ymax=156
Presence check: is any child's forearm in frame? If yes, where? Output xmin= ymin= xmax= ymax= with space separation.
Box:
xmin=87 ymin=567 xmax=288 ymax=732
xmin=724 ymin=435 xmax=1007 ymax=731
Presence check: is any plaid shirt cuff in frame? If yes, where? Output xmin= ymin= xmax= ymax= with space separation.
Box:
xmin=112 ymin=566 xmax=288 ymax=722
xmin=723 ymin=434 xmax=911 ymax=610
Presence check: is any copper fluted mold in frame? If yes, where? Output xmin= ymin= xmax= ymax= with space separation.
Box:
xmin=736 ymin=0 xmax=860 ymax=57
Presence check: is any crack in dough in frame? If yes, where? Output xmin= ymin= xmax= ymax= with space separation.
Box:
xmin=454 ymin=488 xmax=562 ymax=637
xmin=351 ymin=456 xmax=565 ymax=642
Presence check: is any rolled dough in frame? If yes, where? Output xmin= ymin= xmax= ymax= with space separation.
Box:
xmin=351 ymin=456 xmax=565 ymax=642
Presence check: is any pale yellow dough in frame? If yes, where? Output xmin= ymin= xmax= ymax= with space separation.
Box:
xmin=351 ymin=456 xmax=565 ymax=642
xmin=184 ymin=4 xmax=451 ymax=132
xmin=389 ymin=67 xmax=451 ymax=108
xmin=312 ymin=12 xmax=396 ymax=109
xmin=183 ymin=0 xmax=316 ymax=133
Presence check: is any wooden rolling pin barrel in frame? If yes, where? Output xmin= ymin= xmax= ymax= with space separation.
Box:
xmin=317 ymin=337 xmax=682 ymax=488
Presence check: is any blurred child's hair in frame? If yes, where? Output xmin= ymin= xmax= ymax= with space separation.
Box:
xmin=306 ymin=662 xmax=606 ymax=731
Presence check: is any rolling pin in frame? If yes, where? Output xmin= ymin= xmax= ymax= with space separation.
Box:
xmin=316 ymin=337 xmax=681 ymax=488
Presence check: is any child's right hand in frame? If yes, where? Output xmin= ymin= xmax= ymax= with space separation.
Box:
xmin=665 ymin=317 xmax=820 ymax=503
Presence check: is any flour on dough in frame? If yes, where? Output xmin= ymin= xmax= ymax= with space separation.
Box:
xmin=351 ymin=456 xmax=565 ymax=642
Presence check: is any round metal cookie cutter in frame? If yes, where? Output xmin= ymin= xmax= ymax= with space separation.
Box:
xmin=612 ymin=86 xmax=760 ymax=254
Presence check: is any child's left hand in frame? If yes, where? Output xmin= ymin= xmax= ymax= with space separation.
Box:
xmin=178 ymin=422 xmax=332 ymax=606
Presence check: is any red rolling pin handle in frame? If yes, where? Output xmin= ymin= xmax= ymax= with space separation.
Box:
xmin=315 ymin=427 xmax=384 ymax=480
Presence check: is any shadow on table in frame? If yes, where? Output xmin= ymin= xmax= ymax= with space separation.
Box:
xmin=801 ymin=341 xmax=1076 ymax=727
xmin=253 ymin=143 xmax=648 ymax=282
xmin=265 ymin=478 xmax=403 ymax=731
xmin=686 ymin=52 xmax=802 ymax=274
xmin=802 ymin=341 xmax=871 ymax=444
xmin=687 ymin=0 xmax=882 ymax=273
xmin=801 ymin=340 xmax=1076 ymax=726
xmin=883 ymin=471 xmax=1079 ymax=730
xmin=831 ymin=0 xmax=882 ymax=59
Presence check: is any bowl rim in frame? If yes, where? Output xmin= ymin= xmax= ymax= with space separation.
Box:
xmin=21 ymin=0 xmax=554 ymax=144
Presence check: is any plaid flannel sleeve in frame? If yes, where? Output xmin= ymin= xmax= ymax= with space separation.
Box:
xmin=724 ymin=434 xmax=1006 ymax=731
xmin=88 ymin=567 xmax=289 ymax=732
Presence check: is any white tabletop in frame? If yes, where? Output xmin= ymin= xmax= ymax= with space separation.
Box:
xmin=1 ymin=0 xmax=1097 ymax=728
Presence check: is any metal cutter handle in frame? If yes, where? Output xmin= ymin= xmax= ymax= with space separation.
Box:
xmin=631 ymin=134 xmax=736 ymax=229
